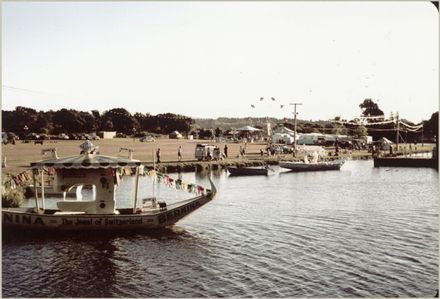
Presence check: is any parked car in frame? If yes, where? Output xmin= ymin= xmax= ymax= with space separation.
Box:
xmin=2 ymin=132 xmax=8 ymax=144
xmin=27 ymin=133 xmax=39 ymax=140
xmin=78 ymin=134 xmax=91 ymax=140
xmin=2 ymin=132 xmax=19 ymax=144
xmin=67 ymin=133 xmax=78 ymax=140
xmin=58 ymin=133 xmax=69 ymax=140
xmin=140 ymin=136 xmax=155 ymax=142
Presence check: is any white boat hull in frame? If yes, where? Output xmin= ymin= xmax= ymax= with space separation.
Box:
xmin=279 ymin=160 xmax=344 ymax=172
xmin=2 ymin=193 xmax=214 ymax=231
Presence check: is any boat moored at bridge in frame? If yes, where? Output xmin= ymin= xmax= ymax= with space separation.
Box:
xmin=2 ymin=141 xmax=216 ymax=231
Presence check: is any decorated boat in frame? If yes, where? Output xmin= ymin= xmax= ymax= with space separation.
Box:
xmin=227 ymin=166 xmax=269 ymax=176
xmin=2 ymin=141 xmax=216 ymax=231
xmin=279 ymin=155 xmax=345 ymax=172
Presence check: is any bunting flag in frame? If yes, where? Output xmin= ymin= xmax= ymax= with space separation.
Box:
xmin=107 ymin=168 xmax=116 ymax=177
xmin=332 ymin=115 xmax=424 ymax=131
xmin=47 ymin=167 xmax=56 ymax=175
xmin=145 ymin=169 xmax=156 ymax=177
xmin=5 ymin=165 xmax=209 ymax=195
xmin=399 ymin=121 xmax=423 ymax=130
xmin=5 ymin=168 xmax=51 ymax=188
xmin=144 ymin=171 xmax=208 ymax=195
xmin=123 ymin=168 xmax=133 ymax=176
xmin=175 ymin=179 xmax=182 ymax=190
xmin=364 ymin=120 xmax=395 ymax=126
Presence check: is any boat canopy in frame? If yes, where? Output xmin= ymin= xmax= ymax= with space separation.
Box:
xmin=31 ymin=154 xmax=141 ymax=169
xmin=30 ymin=141 xmax=141 ymax=169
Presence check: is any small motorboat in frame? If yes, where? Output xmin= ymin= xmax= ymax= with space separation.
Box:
xmin=227 ymin=166 xmax=269 ymax=176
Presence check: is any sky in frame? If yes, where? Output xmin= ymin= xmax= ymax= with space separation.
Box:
xmin=2 ymin=1 xmax=439 ymax=122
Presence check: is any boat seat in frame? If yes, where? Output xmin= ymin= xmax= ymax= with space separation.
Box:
xmin=57 ymin=200 xmax=96 ymax=213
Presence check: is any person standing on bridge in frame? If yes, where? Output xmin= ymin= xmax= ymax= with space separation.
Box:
xmin=178 ymin=146 xmax=182 ymax=162
xmin=156 ymin=148 xmax=161 ymax=163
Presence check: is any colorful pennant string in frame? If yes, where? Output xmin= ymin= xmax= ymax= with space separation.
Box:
xmin=143 ymin=169 xmax=207 ymax=195
xmin=4 ymin=166 xmax=208 ymax=196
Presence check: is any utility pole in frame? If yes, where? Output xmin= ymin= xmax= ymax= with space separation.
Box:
xmin=395 ymin=112 xmax=400 ymax=152
xmin=289 ymin=102 xmax=303 ymax=156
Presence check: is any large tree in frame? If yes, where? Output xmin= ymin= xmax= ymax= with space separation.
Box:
xmin=359 ymin=98 xmax=384 ymax=117
xmin=354 ymin=125 xmax=368 ymax=138
xmin=100 ymin=108 xmax=138 ymax=134
xmin=153 ymin=113 xmax=194 ymax=134
xmin=423 ymin=111 xmax=439 ymax=140
xmin=34 ymin=112 xmax=52 ymax=134
xmin=332 ymin=123 xmax=348 ymax=135
xmin=3 ymin=106 xmax=38 ymax=135
xmin=53 ymin=109 xmax=83 ymax=134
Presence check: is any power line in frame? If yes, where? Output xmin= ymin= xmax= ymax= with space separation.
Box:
xmin=2 ymin=85 xmax=78 ymax=101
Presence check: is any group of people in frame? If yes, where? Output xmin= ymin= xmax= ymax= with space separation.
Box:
xmin=206 ymin=145 xmax=224 ymax=161
xmin=238 ymin=145 xmax=246 ymax=158
xmin=156 ymin=144 xmax=229 ymax=163
xmin=157 ymin=143 xmax=304 ymax=163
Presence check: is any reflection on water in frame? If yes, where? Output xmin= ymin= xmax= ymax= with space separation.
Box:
xmin=3 ymin=160 xmax=438 ymax=297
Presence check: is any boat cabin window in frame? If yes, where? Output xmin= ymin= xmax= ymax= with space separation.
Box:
xmin=75 ymin=184 xmax=96 ymax=201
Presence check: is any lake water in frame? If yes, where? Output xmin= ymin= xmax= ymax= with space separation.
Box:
xmin=2 ymin=160 xmax=438 ymax=297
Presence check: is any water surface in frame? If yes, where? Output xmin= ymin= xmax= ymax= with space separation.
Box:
xmin=2 ymin=160 xmax=438 ymax=297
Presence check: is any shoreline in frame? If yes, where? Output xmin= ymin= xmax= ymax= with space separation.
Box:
xmin=1 ymin=138 xmax=433 ymax=176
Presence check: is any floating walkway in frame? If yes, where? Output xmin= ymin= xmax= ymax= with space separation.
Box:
xmin=374 ymin=157 xmax=438 ymax=169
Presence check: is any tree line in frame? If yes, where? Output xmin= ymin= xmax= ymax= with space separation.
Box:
xmin=195 ymin=99 xmax=438 ymax=143
xmin=2 ymin=107 xmax=194 ymax=137
xmin=2 ymin=99 xmax=437 ymax=143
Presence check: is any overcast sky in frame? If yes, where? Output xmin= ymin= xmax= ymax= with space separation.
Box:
xmin=2 ymin=1 xmax=438 ymax=122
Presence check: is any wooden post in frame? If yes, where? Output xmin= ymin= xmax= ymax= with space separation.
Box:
xmin=41 ymin=170 xmax=45 ymax=210
xmin=152 ymin=148 xmax=155 ymax=197
xmin=289 ymin=102 xmax=303 ymax=157
xmin=395 ymin=112 xmax=400 ymax=152
xmin=132 ymin=167 xmax=140 ymax=213
xmin=32 ymin=169 xmax=40 ymax=212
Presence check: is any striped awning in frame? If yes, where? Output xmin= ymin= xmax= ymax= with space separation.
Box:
xmin=30 ymin=154 xmax=141 ymax=169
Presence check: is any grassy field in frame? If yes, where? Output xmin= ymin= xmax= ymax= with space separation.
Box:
xmin=1 ymin=138 xmax=434 ymax=175
xmin=1 ymin=138 xmax=277 ymax=174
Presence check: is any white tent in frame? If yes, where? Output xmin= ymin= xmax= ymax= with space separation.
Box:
xmin=169 ymin=131 xmax=183 ymax=139
xmin=236 ymin=126 xmax=261 ymax=132
xmin=380 ymin=137 xmax=393 ymax=144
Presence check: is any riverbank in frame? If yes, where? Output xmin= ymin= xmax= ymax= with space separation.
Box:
xmin=151 ymin=153 xmax=364 ymax=173
xmin=1 ymin=138 xmax=434 ymax=175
